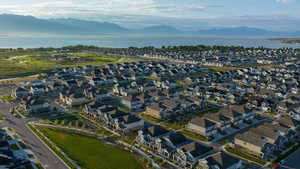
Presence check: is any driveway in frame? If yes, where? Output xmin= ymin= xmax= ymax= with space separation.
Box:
xmin=0 ymin=102 xmax=69 ymax=169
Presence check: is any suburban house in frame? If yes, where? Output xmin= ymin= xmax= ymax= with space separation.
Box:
xmin=120 ymin=95 xmax=143 ymax=110
xmin=173 ymin=142 xmax=213 ymax=168
xmin=20 ymin=97 xmax=51 ymax=114
xmin=204 ymin=113 xmax=232 ymax=132
xmin=187 ymin=117 xmax=218 ymax=137
xmin=137 ymin=125 xmax=170 ymax=148
xmin=13 ymin=87 xmax=29 ymax=98
xmin=59 ymin=91 xmax=89 ymax=106
xmin=197 ymin=151 xmax=244 ymax=169
xmin=113 ymin=114 xmax=144 ymax=131
xmin=234 ymin=122 xmax=297 ymax=159
xmin=30 ymin=85 xmax=47 ymax=96
xmin=145 ymin=103 xmax=168 ymax=120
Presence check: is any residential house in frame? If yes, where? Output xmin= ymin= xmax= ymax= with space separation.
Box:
xmin=197 ymin=152 xmax=244 ymax=169
xmin=20 ymin=97 xmax=51 ymax=113
xmin=120 ymin=95 xmax=143 ymax=110
xmin=13 ymin=87 xmax=29 ymax=98
xmin=173 ymin=142 xmax=213 ymax=168
xmin=59 ymin=91 xmax=89 ymax=106
xmin=187 ymin=117 xmax=217 ymax=137
xmin=113 ymin=115 xmax=144 ymax=131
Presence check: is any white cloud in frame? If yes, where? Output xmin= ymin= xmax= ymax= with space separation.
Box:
xmin=276 ymin=0 xmax=293 ymax=3
xmin=0 ymin=0 xmax=208 ymax=19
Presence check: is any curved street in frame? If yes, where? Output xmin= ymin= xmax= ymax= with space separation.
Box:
xmin=0 ymin=102 xmax=69 ymax=169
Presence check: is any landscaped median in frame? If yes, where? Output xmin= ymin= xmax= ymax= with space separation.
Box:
xmin=27 ymin=123 xmax=76 ymax=169
xmin=27 ymin=123 xmax=144 ymax=169
xmin=224 ymin=146 xmax=267 ymax=166
xmin=179 ymin=129 xmax=210 ymax=142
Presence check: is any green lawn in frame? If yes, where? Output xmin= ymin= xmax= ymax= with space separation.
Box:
xmin=0 ymin=95 xmax=16 ymax=101
xmin=225 ymin=146 xmax=267 ymax=166
xmin=180 ymin=129 xmax=209 ymax=142
xmin=0 ymin=51 xmax=137 ymax=78
xmin=160 ymin=121 xmax=184 ymax=130
xmin=139 ymin=113 xmax=160 ymax=123
xmin=0 ymin=114 xmax=5 ymax=120
xmin=37 ymin=126 xmax=143 ymax=169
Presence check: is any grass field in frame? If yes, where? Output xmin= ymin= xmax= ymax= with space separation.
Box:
xmin=37 ymin=126 xmax=143 ymax=169
xmin=0 ymin=51 xmax=137 ymax=79
xmin=225 ymin=146 xmax=267 ymax=166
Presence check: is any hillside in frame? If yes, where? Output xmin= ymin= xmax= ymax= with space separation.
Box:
xmin=0 ymin=14 xmax=299 ymax=37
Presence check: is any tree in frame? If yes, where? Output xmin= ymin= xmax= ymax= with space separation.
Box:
xmin=81 ymin=123 xmax=86 ymax=129
xmin=68 ymin=121 xmax=73 ymax=128
xmin=62 ymin=120 xmax=66 ymax=126
xmin=75 ymin=120 xmax=80 ymax=128
xmin=54 ymin=120 xmax=59 ymax=125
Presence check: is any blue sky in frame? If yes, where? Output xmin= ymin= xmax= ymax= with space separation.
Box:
xmin=0 ymin=0 xmax=300 ymax=31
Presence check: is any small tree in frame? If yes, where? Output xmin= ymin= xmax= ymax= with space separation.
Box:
xmin=81 ymin=123 xmax=86 ymax=129
xmin=68 ymin=121 xmax=73 ymax=128
xmin=46 ymin=119 xmax=51 ymax=124
xmin=62 ymin=120 xmax=66 ymax=126
xmin=54 ymin=119 xmax=59 ymax=125
xmin=75 ymin=120 xmax=80 ymax=128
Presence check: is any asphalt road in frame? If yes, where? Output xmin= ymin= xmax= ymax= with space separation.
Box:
xmin=0 ymin=102 xmax=69 ymax=169
xmin=280 ymin=149 xmax=300 ymax=169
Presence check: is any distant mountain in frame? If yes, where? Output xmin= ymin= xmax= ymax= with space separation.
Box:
xmin=197 ymin=27 xmax=282 ymax=37
xmin=0 ymin=14 xmax=299 ymax=37
xmin=0 ymin=14 xmax=128 ymax=35
xmin=137 ymin=25 xmax=183 ymax=34
xmin=48 ymin=18 xmax=129 ymax=34
xmin=0 ymin=14 xmax=80 ymax=34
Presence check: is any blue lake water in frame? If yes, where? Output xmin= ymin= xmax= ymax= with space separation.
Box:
xmin=0 ymin=35 xmax=299 ymax=48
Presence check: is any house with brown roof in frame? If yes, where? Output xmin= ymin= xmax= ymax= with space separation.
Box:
xmin=173 ymin=142 xmax=213 ymax=168
xmin=187 ymin=117 xmax=217 ymax=137
xmin=234 ymin=122 xmax=296 ymax=159
xmin=219 ymin=107 xmax=243 ymax=126
xmin=197 ymin=151 xmax=244 ymax=169
xmin=120 ymin=95 xmax=143 ymax=111
xmin=204 ymin=113 xmax=231 ymax=132
xmin=59 ymin=91 xmax=89 ymax=106
xmin=137 ymin=125 xmax=170 ymax=151
xmin=145 ymin=103 xmax=171 ymax=120
xmin=113 ymin=114 xmax=144 ymax=131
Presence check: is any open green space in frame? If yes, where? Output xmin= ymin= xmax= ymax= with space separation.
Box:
xmin=36 ymin=126 xmax=143 ymax=169
xmin=180 ymin=129 xmax=209 ymax=142
xmin=225 ymin=146 xmax=267 ymax=166
xmin=0 ymin=50 xmax=137 ymax=78
xmin=27 ymin=124 xmax=76 ymax=168
xmin=160 ymin=121 xmax=184 ymax=130
xmin=0 ymin=114 xmax=5 ymax=120
xmin=0 ymin=95 xmax=16 ymax=101
xmin=139 ymin=113 xmax=160 ymax=123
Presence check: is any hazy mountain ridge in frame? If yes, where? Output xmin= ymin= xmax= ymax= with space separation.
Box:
xmin=0 ymin=14 xmax=299 ymax=37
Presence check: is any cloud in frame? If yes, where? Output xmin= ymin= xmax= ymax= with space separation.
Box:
xmin=0 ymin=0 xmax=210 ymax=19
xmin=276 ymin=0 xmax=293 ymax=3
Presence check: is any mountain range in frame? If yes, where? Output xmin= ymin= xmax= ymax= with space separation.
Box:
xmin=0 ymin=14 xmax=299 ymax=37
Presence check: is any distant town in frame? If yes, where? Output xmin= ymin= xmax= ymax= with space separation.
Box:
xmin=1 ymin=45 xmax=300 ymax=169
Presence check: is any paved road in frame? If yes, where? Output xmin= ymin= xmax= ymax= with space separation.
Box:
xmin=280 ymin=149 xmax=300 ymax=169
xmin=0 ymin=103 xmax=69 ymax=169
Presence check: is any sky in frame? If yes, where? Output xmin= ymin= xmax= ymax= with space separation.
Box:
xmin=0 ymin=0 xmax=300 ymax=31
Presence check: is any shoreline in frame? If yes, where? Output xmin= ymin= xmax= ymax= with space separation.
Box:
xmin=270 ymin=38 xmax=300 ymax=45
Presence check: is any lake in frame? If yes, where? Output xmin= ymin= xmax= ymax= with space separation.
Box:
xmin=0 ymin=35 xmax=299 ymax=48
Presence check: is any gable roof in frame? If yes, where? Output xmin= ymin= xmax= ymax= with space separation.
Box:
xmin=142 ymin=125 xmax=169 ymax=137
xmin=205 ymin=152 xmax=240 ymax=169
xmin=189 ymin=117 xmax=216 ymax=128
xmin=179 ymin=142 xmax=212 ymax=158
